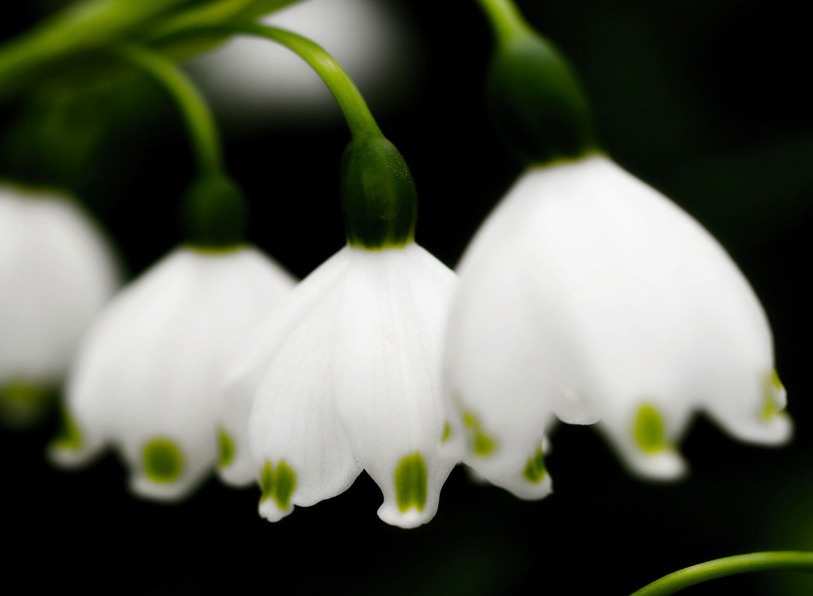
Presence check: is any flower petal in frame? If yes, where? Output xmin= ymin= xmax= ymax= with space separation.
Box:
xmin=248 ymin=248 xmax=362 ymax=521
xmin=218 ymin=251 xmax=343 ymax=487
xmin=333 ymin=244 xmax=457 ymax=528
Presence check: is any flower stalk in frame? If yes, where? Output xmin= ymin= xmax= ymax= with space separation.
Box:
xmin=238 ymin=24 xmax=382 ymax=140
xmin=0 ymin=0 xmax=305 ymax=102
xmin=632 ymin=551 xmax=813 ymax=595
xmin=0 ymin=0 xmax=188 ymax=100
xmin=113 ymin=44 xmax=245 ymax=249
xmin=476 ymin=0 xmax=535 ymax=44
xmin=165 ymin=22 xmax=417 ymax=249
xmin=113 ymin=44 xmax=222 ymax=175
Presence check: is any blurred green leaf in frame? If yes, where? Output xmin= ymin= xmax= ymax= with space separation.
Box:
xmin=0 ymin=0 xmax=301 ymax=101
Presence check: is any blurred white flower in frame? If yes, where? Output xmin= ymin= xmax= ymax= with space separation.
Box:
xmin=0 ymin=182 xmax=120 ymax=426
xmin=185 ymin=0 xmax=416 ymax=127
xmin=224 ymin=242 xmax=456 ymax=528
xmin=442 ymin=154 xmax=790 ymax=498
xmin=49 ymin=246 xmax=294 ymax=501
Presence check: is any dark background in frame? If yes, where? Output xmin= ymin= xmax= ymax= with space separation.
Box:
xmin=2 ymin=1 xmax=812 ymax=594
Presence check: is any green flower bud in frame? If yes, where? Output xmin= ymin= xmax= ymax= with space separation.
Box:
xmin=340 ymin=135 xmax=417 ymax=250
xmin=487 ymin=31 xmax=596 ymax=164
xmin=181 ymin=172 xmax=246 ymax=250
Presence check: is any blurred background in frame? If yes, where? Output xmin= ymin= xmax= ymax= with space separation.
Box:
xmin=1 ymin=0 xmax=812 ymax=594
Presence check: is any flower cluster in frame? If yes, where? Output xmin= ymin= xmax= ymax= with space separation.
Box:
xmin=0 ymin=0 xmax=792 ymax=534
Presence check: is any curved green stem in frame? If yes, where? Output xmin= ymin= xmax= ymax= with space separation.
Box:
xmin=161 ymin=22 xmax=414 ymax=249
xmin=0 ymin=0 xmax=191 ymax=101
xmin=244 ymin=24 xmax=382 ymax=139
xmin=165 ymin=23 xmax=382 ymax=140
xmin=476 ymin=0 xmax=534 ymax=44
xmin=0 ymin=1 xmax=308 ymax=102
xmin=113 ymin=44 xmax=222 ymax=175
xmin=631 ymin=551 xmax=813 ymax=595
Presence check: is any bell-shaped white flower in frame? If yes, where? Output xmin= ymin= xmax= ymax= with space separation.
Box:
xmin=224 ymin=242 xmax=457 ymax=528
xmin=0 ymin=182 xmax=120 ymax=426
xmin=49 ymin=246 xmax=295 ymax=501
xmin=184 ymin=0 xmax=414 ymax=126
xmin=443 ymin=154 xmax=790 ymax=498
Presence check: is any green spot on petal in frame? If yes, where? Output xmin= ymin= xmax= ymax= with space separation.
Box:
xmin=523 ymin=442 xmax=547 ymax=483
xmin=260 ymin=461 xmax=275 ymax=501
xmin=771 ymin=369 xmax=784 ymax=390
xmin=49 ymin=406 xmax=83 ymax=452
xmin=217 ymin=427 xmax=235 ymax=469
xmin=762 ymin=369 xmax=786 ymax=421
xmin=274 ymin=461 xmax=296 ymax=511
xmin=143 ymin=438 xmax=184 ymax=483
xmin=259 ymin=460 xmax=297 ymax=510
xmin=441 ymin=423 xmax=451 ymax=443
xmin=394 ymin=452 xmax=428 ymax=513
xmin=633 ymin=404 xmax=668 ymax=454
xmin=463 ymin=411 xmax=497 ymax=457
xmin=0 ymin=381 xmax=55 ymax=427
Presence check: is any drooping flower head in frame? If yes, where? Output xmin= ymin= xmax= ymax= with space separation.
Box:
xmin=220 ymin=126 xmax=457 ymax=527
xmin=0 ymin=182 xmax=120 ymax=427
xmin=49 ymin=173 xmax=296 ymax=500
xmin=223 ymin=241 xmax=456 ymax=527
xmin=442 ymin=0 xmax=790 ymax=499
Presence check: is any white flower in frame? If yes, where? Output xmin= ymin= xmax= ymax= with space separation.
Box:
xmin=49 ymin=246 xmax=295 ymax=501
xmin=224 ymin=242 xmax=457 ymax=528
xmin=184 ymin=0 xmax=414 ymax=126
xmin=0 ymin=183 xmax=120 ymax=426
xmin=442 ymin=154 xmax=790 ymax=498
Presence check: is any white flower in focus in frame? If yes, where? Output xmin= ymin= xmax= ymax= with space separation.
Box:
xmin=49 ymin=246 xmax=294 ymax=501
xmin=185 ymin=0 xmax=414 ymax=126
xmin=0 ymin=183 xmax=120 ymax=426
xmin=228 ymin=243 xmax=456 ymax=528
xmin=443 ymin=154 xmax=790 ymax=498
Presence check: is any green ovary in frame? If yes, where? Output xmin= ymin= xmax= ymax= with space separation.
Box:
xmin=260 ymin=460 xmax=297 ymax=510
xmin=143 ymin=438 xmax=184 ymax=483
xmin=394 ymin=452 xmax=428 ymax=513
xmin=523 ymin=442 xmax=547 ymax=483
xmin=633 ymin=404 xmax=669 ymax=454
